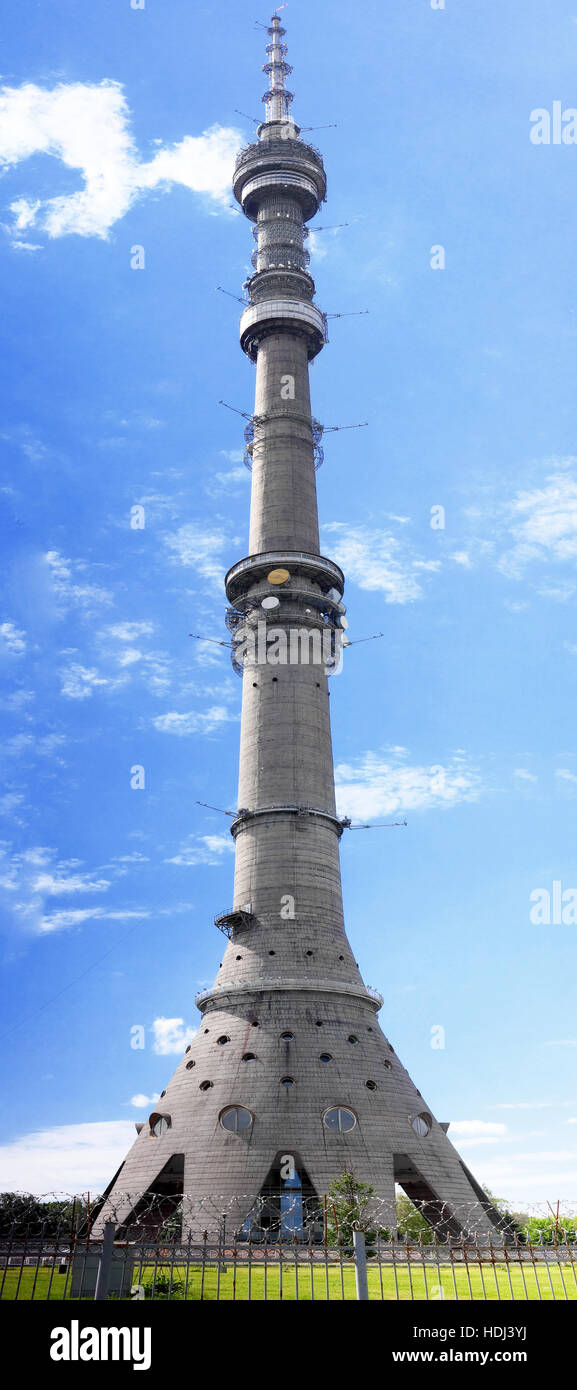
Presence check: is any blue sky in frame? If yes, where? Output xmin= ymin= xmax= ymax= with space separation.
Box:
xmin=0 ymin=0 xmax=576 ymax=1207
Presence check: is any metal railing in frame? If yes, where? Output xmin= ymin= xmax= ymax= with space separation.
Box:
xmin=3 ymin=1227 xmax=576 ymax=1302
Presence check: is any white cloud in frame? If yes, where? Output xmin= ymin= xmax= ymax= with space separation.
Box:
xmin=335 ymin=751 xmax=480 ymax=820
xmin=0 ymin=621 xmax=27 ymax=655
xmin=39 ymin=907 xmax=149 ymax=934
xmin=152 ymin=706 xmax=234 ymax=736
xmin=164 ymin=523 xmax=230 ymax=584
xmin=46 ymin=550 xmax=113 ymax=611
xmin=513 ymin=768 xmax=537 ymax=782
xmin=129 ymin=1093 xmax=160 ymax=1109
xmin=450 ymin=1120 xmax=508 ymax=1138
xmin=0 ymin=81 xmax=242 ymax=242
xmin=151 ymin=1016 xmax=196 ymax=1055
xmin=0 ymin=1121 xmax=135 ymax=1194
xmin=499 ymin=472 xmax=577 ymax=578
xmin=105 ymin=622 xmax=155 ymax=642
xmin=32 ymin=872 xmax=110 ymax=896
xmin=322 ymin=523 xmax=424 ymax=603
xmin=556 ymin=768 xmax=577 ymax=784
xmin=165 ymin=833 xmax=234 ymax=866
xmin=59 ymin=663 xmax=113 ymax=700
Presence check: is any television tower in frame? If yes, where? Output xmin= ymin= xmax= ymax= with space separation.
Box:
xmin=97 ymin=14 xmax=507 ymax=1241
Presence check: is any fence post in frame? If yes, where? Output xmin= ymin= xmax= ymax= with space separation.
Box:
xmin=94 ymin=1221 xmax=116 ymax=1301
xmin=353 ymin=1227 xmax=369 ymax=1301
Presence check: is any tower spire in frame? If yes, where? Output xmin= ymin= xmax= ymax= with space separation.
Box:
xmin=260 ymin=10 xmax=298 ymax=137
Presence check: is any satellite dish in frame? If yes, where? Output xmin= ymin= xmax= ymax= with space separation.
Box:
xmin=339 ymin=616 xmax=349 ymax=629
xmin=267 ymin=568 xmax=291 ymax=585
xmin=261 ymin=595 xmax=280 ymax=609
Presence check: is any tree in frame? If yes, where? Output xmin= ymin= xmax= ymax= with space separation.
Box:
xmin=395 ymin=1193 xmax=433 ymax=1243
xmin=326 ymin=1169 xmax=390 ymax=1252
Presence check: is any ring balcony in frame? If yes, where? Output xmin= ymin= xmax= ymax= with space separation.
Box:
xmin=233 ymin=139 xmax=326 ymax=221
xmin=224 ymin=550 xmax=345 ymax=605
xmin=239 ymin=298 xmax=328 ymax=361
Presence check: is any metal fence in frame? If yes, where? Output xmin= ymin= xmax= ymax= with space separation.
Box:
xmin=2 ymin=1192 xmax=576 ymax=1301
xmin=3 ymin=1229 xmax=577 ymax=1302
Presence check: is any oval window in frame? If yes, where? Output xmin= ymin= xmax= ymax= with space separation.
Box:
xmin=220 ymin=1105 xmax=253 ymax=1133
xmin=280 ymin=1076 xmax=295 ymax=1087
xmin=199 ymin=1080 xmax=213 ymax=1092
xmin=150 ymin=1114 xmax=170 ymax=1137
xmin=242 ymin=1052 xmax=256 ymax=1062
xmin=217 ymin=1035 xmax=230 ymax=1046
xmin=365 ymin=1080 xmax=377 ymax=1091
xmin=280 ymin=1031 xmax=294 ymax=1042
xmin=323 ymin=1107 xmax=356 ymax=1132
xmin=411 ymin=1112 xmax=432 ymax=1138
xmin=347 ymin=1035 xmax=359 ymax=1046
xmin=319 ymin=1053 xmax=332 ymax=1063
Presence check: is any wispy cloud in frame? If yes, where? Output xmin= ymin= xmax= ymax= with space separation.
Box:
xmin=335 ymin=750 xmax=481 ymax=820
xmin=165 ymin=833 xmax=234 ymax=866
xmin=164 ymin=523 xmax=231 ymax=586
xmin=46 ymin=551 xmax=113 ymax=613
xmin=152 ymin=706 xmax=236 ymax=736
xmin=0 ymin=621 xmax=27 ymax=655
xmin=0 ymin=81 xmax=242 ymax=242
xmin=322 ymin=523 xmax=425 ymax=603
xmin=0 ymin=1121 xmax=136 ymax=1193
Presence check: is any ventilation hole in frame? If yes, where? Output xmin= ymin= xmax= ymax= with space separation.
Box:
xmin=252 ymin=682 xmax=258 ymax=687
xmin=366 ymin=1080 xmax=377 ymax=1091
xmin=272 ymin=677 xmax=278 ymax=682
xmin=388 ymin=1044 xmax=394 ymax=1052
xmin=186 ymin=1060 xmax=196 ymax=1070
xmin=269 ymin=949 xmax=276 ymax=955
xmin=383 ymin=1060 xmax=392 ymax=1071
xmin=338 ymin=955 xmax=344 ymax=961
xmin=242 ymin=1052 xmax=256 ymax=1062
xmin=367 ymin=1027 xmax=373 ymax=1033
xmin=347 ymin=1035 xmax=359 ymax=1045
xmin=280 ymin=1076 xmax=295 ymax=1087
xmin=236 ymin=955 xmax=242 ymax=960
xmin=217 ymin=1035 xmax=230 ymax=1046
xmin=199 ymin=1080 xmax=213 ymax=1092
xmin=252 ymin=1020 xmax=259 ymax=1027
xmin=185 ymin=1045 xmax=191 ymax=1054
xmin=160 ymin=1090 xmax=166 ymax=1098
xmin=315 ymin=1020 xmax=323 ymax=1027
xmin=319 ymin=1053 xmax=332 ymax=1063
xmin=204 ymin=1029 xmax=209 ymax=1034
xmin=316 ymin=682 xmax=320 ymax=687
xmin=305 ymin=950 xmax=313 ymax=956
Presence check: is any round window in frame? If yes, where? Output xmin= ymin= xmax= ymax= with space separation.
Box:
xmin=199 ymin=1080 xmax=213 ymax=1092
xmin=186 ymin=1059 xmax=196 ymax=1070
xmin=280 ymin=1076 xmax=295 ymax=1087
xmin=280 ymin=1032 xmax=294 ymax=1042
xmin=347 ymin=1035 xmax=359 ymax=1046
xmin=383 ymin=1059 xmax=392 ymax=1071
xmin=323 ymin=1107 xmax=356 ymax=1132
xmin=365 ymin=1080 xmax=377 ymax=1091
xmin=411 ymin=1112 xmax=432 ymax=1138
xmin=220 ymin=1105 xmax=253 ymax=1133
xmin=217 ymin=1035 xmax=230 ymax=1045
xmin=319 ymin=1053 xmax=332 ymax=1063
xmin=242 ymin=1052 xmax=256 ymax=1062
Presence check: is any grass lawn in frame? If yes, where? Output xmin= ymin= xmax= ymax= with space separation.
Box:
xmin=2 ymin=1260 xmax=576 ymax=1301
